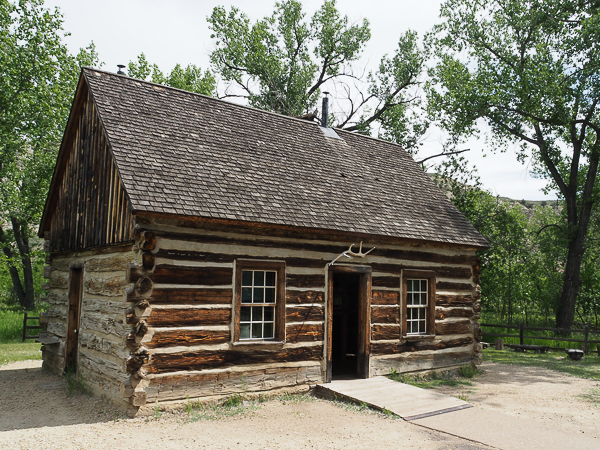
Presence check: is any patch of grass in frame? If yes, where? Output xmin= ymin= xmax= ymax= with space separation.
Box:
xmin=331 ymin=395 xmax=400 ymax=420
xmin=0 ymin=342 xmax=42 ymax=365
xmin=184 ymin=394 xmax=260 ymax=422
xmin=388 ymin=367 xmax=475 ymax=389
xmin=66 ymin=371 xmax=91 ymax=397
xmin=277 ymin=392 xmax=317 ymax=404
xmin=578 ymin=389 xmax=600 ymax=407
xmin=483 ymin=349 xmax=600 ymax=380
xmin=0 ymin=303 xmax=48 ymax=343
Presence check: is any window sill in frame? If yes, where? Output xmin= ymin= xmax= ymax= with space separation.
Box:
xmin=402 ymin=334 xmax=436 ymax=342
xmin=233 ymin=340 xmax=285 ymax=349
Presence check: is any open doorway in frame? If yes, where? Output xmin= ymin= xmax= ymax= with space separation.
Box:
xmin=326 ymin=266 xmax=371 ymax=382
xmin=331 ymin=273 xmax=360 ymax=378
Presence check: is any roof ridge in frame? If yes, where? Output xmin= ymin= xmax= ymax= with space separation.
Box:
xmin=82 ymin=66 xmax=329 ymax=130
xmin=81 ymin=67 xmax=412 ymax=150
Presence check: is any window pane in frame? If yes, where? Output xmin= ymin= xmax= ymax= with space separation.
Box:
xmin=252 ymin=306 xmax=263 ymax=321
xmin=407 ymin=280 xmax=413 ymax=292
xmin=421 ymin=292 xmax=428 ymax=305
xmin=242 ymin=287 xmax=252 ymax=303
xmin=240 ymin=306 xmax=251 ymax=321
xmin=253 ymin=287 xmax=264 ymax=302
xmin=254 ymin=271 xmax=264 ymax=286
xmin=264 ymin=306 xmax=274 ymax=322
xmin=240 ymin=323 xmax=251 ymax=339
xmin=421 ymin=280 xmax=427 ymax=291
xmin=419 ymin=308 xmax=425 ymax=320
xmin=264 ymin=287 xmax=275 ymax=303
xmin=252 ymin=323 xmax=262 ymax=339
xmin=263 ymin=322 xmax=274 ymax=338
xmin=242 ymin=271 xmax=253 ymax=286
xmin=407 ymin=293 xmax=413 ymax=305
xmin=265 ymin=271 xmax=276 ymax=286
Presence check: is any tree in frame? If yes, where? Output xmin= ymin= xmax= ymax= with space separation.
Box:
xmin=127 ymin=53 xmax=216 ymax=96
xmin=207 ymin=0 xmax=429 ymax=152
xmin=428 ymin=0 xmax=600 ymax=328
xmin=0 ymin=0 xmax=98 ymax=309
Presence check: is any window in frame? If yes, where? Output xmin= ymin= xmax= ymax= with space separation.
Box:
xmin=402 ymin=271 xmax=436 ymax=337
xmin=234 ymin=261 xmax=285 ymax=342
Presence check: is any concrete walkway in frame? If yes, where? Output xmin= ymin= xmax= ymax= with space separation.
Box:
xmin=318 ymin=376 xmax=599 ymax=450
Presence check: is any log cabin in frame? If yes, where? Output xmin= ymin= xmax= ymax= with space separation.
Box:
xmin=38 ymin=67 xmax=488 ymax=416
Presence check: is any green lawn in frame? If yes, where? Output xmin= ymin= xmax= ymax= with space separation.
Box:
xmin=483 ymin=348 xmax=600 ymax=380
xmin=0 ymin=342 xmax=42 ymax=366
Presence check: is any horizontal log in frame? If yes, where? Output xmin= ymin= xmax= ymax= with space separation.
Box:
xmin=147 ymin=328 xmax=231 ymax=349
xmin=85 ymin=276 xmax=127 ymax=297
xmin=145 ymin=365 xmax=323 ymax=402
xmin=372 ymin=276 xmax=399 ymax=288
xmin=286 ymin=290 xmax=324 ymax=304
xmin=436 ymin=320 xmax=473 ymax=335
xmin=371 ymin=324 xmax=400 ymax=341
xmin=149 ymin=265 xmax=232 ymax=286
xmin=49 ymin=271 xmax=69 ymax=289
xmin=286 ymin=305 xmax=324 ymax=323
xmin=372 ymin=291 xmax=399 ymax=306
xmin=146 ymin=308 xmax=231 ymax=327
xmin=371 ymin=336 xmax=474 ymax=355
xmin=371 ymin=263 xmax=472 ymax=279
xmin=286 ymin=274 xmax=325 ymax=289
xmin=148 ymin=345 xmax=323 ymax=373
xmin=139 ymin=231 xmax=156 ymax=251
xmin=286 ymin=323 xmax=324 ymax=343
xmin=150 ymin=231 xmax=476 ymax=266
xmin=85 ymin=254 xmax=134 ymax=272
xmin=437 ymin=281 xmax=473 ymax=291
xmin=135 ymin=288 xmax=232 ymax=305
xmin=436 ymin=294 xmax=473 ymax=307
xmin=43 ymin=266 xmax=52 ymax=279
xmin=371 ymin=307 xmax=399 ymax=325
xmin=142 ymin=252 xmax=156 ymax=270
xmin=155 ymin=248 xmax=326 ymax=269
xmin=435 ymin=308 xmax=474 ymax=321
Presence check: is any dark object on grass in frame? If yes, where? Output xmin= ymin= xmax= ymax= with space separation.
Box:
xmin=509 ymin=344 xmax=548 ymax=354
xmin=566 ymin=349 xmax=584 ymax=360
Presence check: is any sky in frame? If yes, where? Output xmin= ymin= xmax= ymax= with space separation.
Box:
xmin=45 ymin=0 xmax=556 ymax=201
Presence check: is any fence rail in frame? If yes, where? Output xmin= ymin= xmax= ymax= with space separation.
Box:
xmin=480 ymin=322 xmax=600 ymax=354
xmin=22 ymin=311 xmax=44 ymax=342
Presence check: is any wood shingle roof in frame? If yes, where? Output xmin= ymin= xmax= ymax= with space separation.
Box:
xmin=69 ymin=67 xmax=488 ymax=247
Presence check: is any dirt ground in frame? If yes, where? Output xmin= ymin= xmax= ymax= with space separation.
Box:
xmin=0 ymin=360 xmax=598 ymax=450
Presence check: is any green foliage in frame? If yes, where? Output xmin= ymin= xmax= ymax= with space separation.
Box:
xmin=0 ymin=0 xmax=99 ymax=310
xmin=428 ymin=0 xmax=600 ymax=328
xmin=0 ymin=341 xmax=41 ymax=365
xmin=483 ymin=349 xmax=600 ymax=380
xmin=0 ymin=302 xmax=47 ymax=343
xmin=207 ymin=0 xmax=428 ymax=151
xmin=127 ymin=53 xmax=215 ymax=96
xmin=65 ymin=371 xmax=90 ymax=397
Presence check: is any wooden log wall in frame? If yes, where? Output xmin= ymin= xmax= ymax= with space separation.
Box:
xmin=46 ymin=84 xmax=134 ymax=254
xmin=41 ymin=244 xmax=137 ymax=413
xmin=125 ymin=218 xmax=481 ymax=406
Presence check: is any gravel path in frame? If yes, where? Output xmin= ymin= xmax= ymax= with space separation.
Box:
xmin=2 ymin=359 xmax=598 ymax=449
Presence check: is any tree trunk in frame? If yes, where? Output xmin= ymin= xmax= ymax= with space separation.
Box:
xmin=555 ymin=234 xmax=585 ymax=329
xmin=0 ymin=227 xmax=27 ymax=306
xmin=10 ymin=217 xmax=35 ymax=310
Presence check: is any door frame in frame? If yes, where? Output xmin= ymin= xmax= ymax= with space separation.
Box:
xmin=326 ymin=264 xmax=372 ymax=382
xmin=65 ymin=266 xmax=83 ymax=374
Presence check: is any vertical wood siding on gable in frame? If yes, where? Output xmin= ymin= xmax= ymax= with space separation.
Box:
xmin=48 ymin=88 xmax=133 ymax=254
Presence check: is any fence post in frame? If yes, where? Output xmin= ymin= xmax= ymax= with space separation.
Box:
xmin=584 ymin=325 xmax=589 ymax=355
xmin=22 ymin=311 xmax=28 ymax=342
xmin=519 ymin=322 xmax=524 ymax=345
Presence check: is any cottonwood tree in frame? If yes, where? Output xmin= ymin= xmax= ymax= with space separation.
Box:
xmin=208 ymin=0 xmax=430 ymax=152
xmin=428 ymin=0 xmax=600 ymax=329
xmin=127 ymin=53 xmax=216 ymax=96
xmin=0 ymin=0 xmax=98 ymax=309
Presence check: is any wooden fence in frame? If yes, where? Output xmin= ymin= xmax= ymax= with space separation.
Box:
xmin=480 ymin=322 xmax=600 ymax=354
xmin=22 ymin=312 xmax=44 ymax=342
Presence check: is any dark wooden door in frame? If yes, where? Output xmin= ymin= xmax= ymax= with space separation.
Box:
xmin=65 ymin=268 xmax=83 ymax=374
